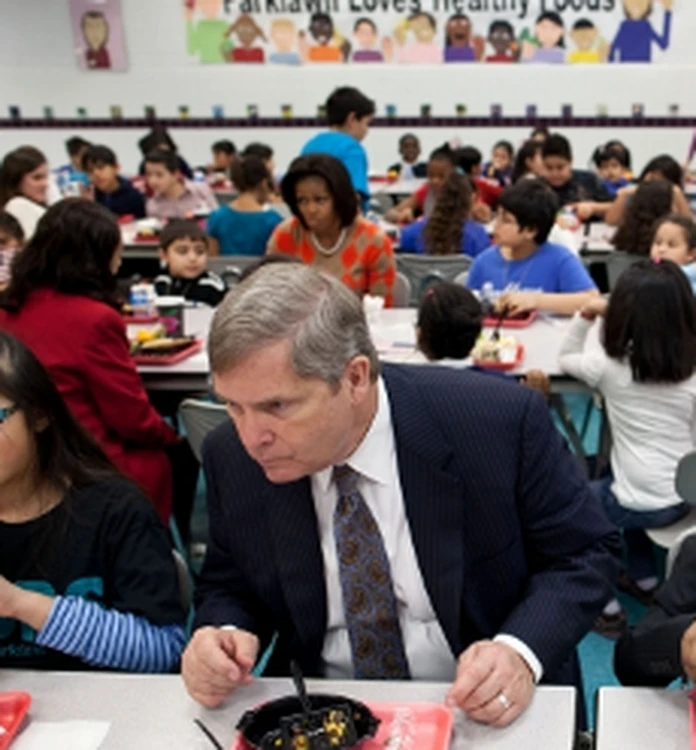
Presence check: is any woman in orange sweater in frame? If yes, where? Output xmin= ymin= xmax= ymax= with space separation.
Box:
xmin=267 ymin=154 xmax=396 ymax=306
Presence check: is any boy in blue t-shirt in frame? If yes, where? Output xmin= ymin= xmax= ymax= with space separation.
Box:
xmin=467 ymin=179 xmax=598 ymax=316
xmin=301 ymin=87 xmax=375 ymax=213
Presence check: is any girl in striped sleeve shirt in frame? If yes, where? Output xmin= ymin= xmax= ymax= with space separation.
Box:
xmin=0 ymin=331 xmax=186 ymax=672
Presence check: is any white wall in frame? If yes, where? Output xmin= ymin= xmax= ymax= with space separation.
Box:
xmin=1 ymin=0 xmax=695 ymax=174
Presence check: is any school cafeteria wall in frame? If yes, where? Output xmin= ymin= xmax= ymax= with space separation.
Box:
xmin=0 ymin=0 xmax=695 ymax=175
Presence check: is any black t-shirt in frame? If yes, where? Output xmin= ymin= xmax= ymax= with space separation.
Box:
xmin=154 ymin=270 xmax=227 ymax=307
xmin=549 ymin=170 xmax=612 ymax=207
xmin=95 ymin=177 xmax=146 ymax=219
xmin=0 ymin=478 xmax=184 ymax=670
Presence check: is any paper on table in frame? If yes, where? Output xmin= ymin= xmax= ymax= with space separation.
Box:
xmin=12 ymin=720 xmax=110 ymax=750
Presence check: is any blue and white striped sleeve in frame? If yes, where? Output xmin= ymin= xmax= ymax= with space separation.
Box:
xmin=36 ymin=596 xmax=186 ymax=673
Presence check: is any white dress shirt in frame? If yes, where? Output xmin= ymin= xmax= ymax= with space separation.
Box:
xmin=311 ymin=378 xmax=542 ymax=682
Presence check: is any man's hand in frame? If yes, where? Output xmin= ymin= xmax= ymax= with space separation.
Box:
xmin=446 ymin=641 xmax=535 ymax=728
xmin=681 ymin=621 xmax=696 ymax=681
xmin=182 ymin=626 xmax=259 ymax=708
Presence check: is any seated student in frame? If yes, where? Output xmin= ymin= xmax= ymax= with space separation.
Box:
xmin=207 ymin=139 xmax=236 ymax=181
xmin=541 ymin=133 xmax=612 ymax=220
xmin=483 ymin=140 xmax=514 ymax=187
xmin=154 ymin=220 xmax=226 ymax=306
xmin=511 ymin=140 xmax=545 ymax=184
xmin=82 ymin=145 xmax=146 ymax=220
xmin=595 ymin=147 xmax=631 ymax=198
xmin=530 ymin=126 xmax=549 ymax=143
xmin=207 ymin=156 xmax=283 ymax=257
xmin=0 ymin=331 xmax=186 ymax=672
xmin=650 ymin=214 xmax=696 ymax=294
xmin=455 ymin=146 xmax=504 ymax=220
xmin=559 ymin=261 xmax=696 ymax=636
xmin=388 ymin=133 xmax=427 ymax=179
xmin=606 ymin=154 xmax=691 ymax=226
xmin=467 ymin=179 xmax=598 ymax=316
xmin=242 ymin=142 xmax=275 ymax=176
xmin=604 ymin=139 xmax=632 ymax=177
xmin=0 ymin=199 xmax=182 ymax=523
xmin=385 ymin=145 xmax=455 ymax=223
xmin=0 ymin=147 xmax=48 ymax=239
xmin=612 ymin=180 xmax=674 ymax=256
xmin=0 ymin=212 xmax=24 ymax=291
xmin=54 ymin=136 xmax=91 ymax=194
xmin=138 ymin=126 xmax=193 ymax=179
xmin=145 ymin=150 xmax=217 ymax=220
xmin=267 ymin=154 xmax=396 ymax=306
xmin=399 ymin=172 xmax=490 ymax=258
xmin=301 ymin=87 xmax=375 ymax=213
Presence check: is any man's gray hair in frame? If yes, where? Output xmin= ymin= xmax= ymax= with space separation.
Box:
xmin=209 ymin=264 xmax=380 ymax=386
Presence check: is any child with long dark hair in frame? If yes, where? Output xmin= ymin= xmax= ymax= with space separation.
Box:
xmin=559 ymin=259 xmax=696 ymax=636
xmin=0 ymin=331 xmax=185 ymax=671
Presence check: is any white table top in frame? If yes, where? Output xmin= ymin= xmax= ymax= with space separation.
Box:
xmin=370 ymin=179 xmax=425 ymax=197
xmin=0 ymin=672 xmax=576 ymax=750
xmin=596 ymin=687 xmax=691 ymax=750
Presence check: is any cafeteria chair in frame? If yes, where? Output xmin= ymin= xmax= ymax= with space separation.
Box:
xmin=395 ymin=255 xmax=472 ymax=305
xmin=207 ymin=256 xmax=262 ymax=286
xmin=392 ymin=272 xmax=411 ymax=308
xmin=172 ymin=549 xmax=193 ymax=613
xmin=178 ymin=398 xmax=229 ymax=463
xmin=606 ymin=252 xmax=643 ymax=291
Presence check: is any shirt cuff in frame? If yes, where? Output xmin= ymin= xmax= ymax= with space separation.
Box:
xmin=494 ymin=634 xmax=543 ymax=683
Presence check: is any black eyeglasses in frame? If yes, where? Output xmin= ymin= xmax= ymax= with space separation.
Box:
xmin=0 ymin=404 xmax=19 ymax=424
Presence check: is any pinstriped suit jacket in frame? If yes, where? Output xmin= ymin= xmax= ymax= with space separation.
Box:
xmin=195 ymin=363 xmax=620 ymax=685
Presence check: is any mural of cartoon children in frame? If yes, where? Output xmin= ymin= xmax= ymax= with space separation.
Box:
xmin=224 ymin=14 xmax=266 ymax=63
xmin=269 ymin=19 xmax=301 ymax=65
xmin=393 ymin=13 xmax=441 ymax=64
xmin=485 ymin=20 xmax=519 ymax=63
xmin=299 ymin=13 xmax=350 ymax=63
xmin=569 ymin=19 xmax=609 ymax=63
xmin=352 ymin=18 xmax=393 ymax=62
xmin=522 ymin=12 xmax=565 ymax=63
xmin=443 ymin=14 xmax=484 ymax=62
xmin=609 ymin=0 xmax=673 ymax=63
xmin=185 ymin=0 xmax=229 ymax=64
xmin=82 ymin=11 xmax=111 ymax=69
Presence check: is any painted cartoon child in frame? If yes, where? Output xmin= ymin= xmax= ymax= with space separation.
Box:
xmin=393 ymin=13 xmax=442 ymax=64
xmin=609 ymin=0 xmax=673 ymax=63
xmin=269 ymin=19 xmax=301 ymax=65
xmin=82 ymin=11 xmax=111 ymax=69
xmin=224 ymin=14 xmax=265 ymax=63
xmin=444 ymin=14 xmax=484 ymax=62
xmin=522 ymin=12 xmax=565 ymax=63
xmin=352 ymin=18 xmax=392 ymax=63
xmin=569 ymin=19 xmax=609 ymax=63
xmin=299 ymin=13 xmax=350 ymax=63
xmin=185 ymin=0 xmax=228 ymax=64
xmin=486 ymin=20 xmax=519 ymax=63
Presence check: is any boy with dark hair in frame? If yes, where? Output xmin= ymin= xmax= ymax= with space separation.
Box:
xmin=155 ymin=220 xmax=226 ymax=307
xmin=389 ymin=133 xmax=427 ymax=179
xmin=301 ymin=86 xmax=376 ymax=212
xmin=596 ymin=147 xmax=631 ymax=197
xmin=467 ymin=179 xmax=598 ymax=316
xmin=82 ymin=145 xmax=146 ymax=219
xmin=145 ymin=150 xmax=218 ymax=220
xmin=54 ymin=136 xmax=91 ymax=194
xmin=542 ymin=133 xmax=612 ymax=219
xmin=210 ymin=140 xmax=237 ymax=177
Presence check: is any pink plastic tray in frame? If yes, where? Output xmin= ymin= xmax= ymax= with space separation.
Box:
xmin=132 ymin=338 xmax=202 ymax=366
xmin=483 ymin=310 xmax=538 ymax=328
xmin=0 ymin=692 xmax=31 ymax=750
xmin=231 ymin=701 xmax=453 ymax=750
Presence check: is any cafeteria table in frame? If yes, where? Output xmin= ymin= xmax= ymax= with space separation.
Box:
xmin=0 ymin=671 xmax=577 ymax=750
xmin=595 ymin=687 xmax=691 ymax=750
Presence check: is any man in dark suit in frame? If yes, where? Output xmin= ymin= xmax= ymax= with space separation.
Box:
xmin=182 ymin=264 xmax=620 ymax=727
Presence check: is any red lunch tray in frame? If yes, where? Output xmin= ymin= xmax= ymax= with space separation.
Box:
xmin=231 ymin=702 xmax=453 ymax=750
xmin=482 ymin=310 xmax=537 ymax=328
xmin=132 ymin=339 xmax=202 ymax=366
xmin=123 ymin=314 xmax=161 ymax=324
xmin=0 ymin=692 xmax=31 ymax=750
xmin=474 ymin=343 xmax=525 ymax=372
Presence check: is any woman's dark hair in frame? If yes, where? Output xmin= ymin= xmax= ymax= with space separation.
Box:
xmin=0 ymin=199 xmax=122 ymax=312
xmin=423 ymin=173 xmax=473 ymax=256
xmin=639 ymin=154 xmax=683 ymax=186
xmin=281 ymin=154 xmax=358 ymax=229
xmin=613 ymin=180 xmax=674 ymax=256
xmin=604 ymin=259 xmax=696 ymax=383
xmin=0 ymin=147 xmax=47 ymax=208
xmin=145 ymin=149 xmax=179 ymax=173
xmin=231 ymin=156 xmax=271 ymax=193
xmin=0 ymin=331 xmax=117 ymax=494
xmin=138 ymin=126 xmax=177 ymax=157
xmin=511 ymin=140 xmax=543 ymax=184
xmin=653 ymin=214 xmax=696 ymax=251
xmin=417 ymin=282 xmax=483 ymax=360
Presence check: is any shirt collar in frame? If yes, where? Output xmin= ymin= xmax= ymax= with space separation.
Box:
xmin=314 ymin=377 xmax=393 ymax=494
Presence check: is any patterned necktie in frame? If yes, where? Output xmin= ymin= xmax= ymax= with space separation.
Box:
xmin=332 ymin=464 xmax=410 ymax=680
